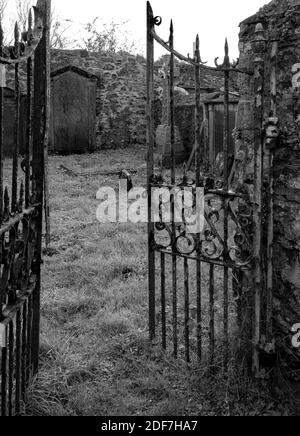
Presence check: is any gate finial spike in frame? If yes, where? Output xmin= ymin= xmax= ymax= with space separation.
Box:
xmin=224 ymin=38 xmax=230 ymax=68
xmin=0 ymin=20 xmax=3 ymax=49
xmin=28 ymin=8 xmax=33 ymax=31
xmin=194 ymin=34 xmax=206 ymax=64
xmin=147 ymin=1 xmax=153 ymax=14
xmin=169 ymin=20 xmax=174 ymax=45
xmin=14 ymin=22 xmax=20 ymax=43
xmin=225 ymin=38 xmax=229 ymax=56
xmin=196 ymin=34 xmax=200 ymax=51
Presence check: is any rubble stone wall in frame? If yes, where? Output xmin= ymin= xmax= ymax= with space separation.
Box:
xmin=236 ymin=0 xmax=300 ymax=364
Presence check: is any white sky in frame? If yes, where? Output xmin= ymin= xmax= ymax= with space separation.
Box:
xmin=3 ymin=0 xmax=270 ymax=65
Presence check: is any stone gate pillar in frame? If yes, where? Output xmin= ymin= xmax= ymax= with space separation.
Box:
xmin=236 ymin=0 xmax=300 ymax=372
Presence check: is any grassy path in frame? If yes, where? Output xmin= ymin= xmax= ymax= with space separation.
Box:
xmin=24 ymin=147 xmax=299 ymax=416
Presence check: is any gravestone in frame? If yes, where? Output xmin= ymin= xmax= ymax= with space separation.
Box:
xmin=3 ymin=88 xmax=27 ymax=157
xmin=50 ymin=66 xmax=97 ymax=154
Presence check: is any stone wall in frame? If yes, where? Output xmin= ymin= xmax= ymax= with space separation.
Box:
xmin=51 ymin=50 xmax=147 ymax=149
xmin=236 ymin=0 xmax=300 ymax=366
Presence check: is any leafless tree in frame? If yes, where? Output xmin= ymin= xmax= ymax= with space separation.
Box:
xmin=0 ymin=0 xmax=8 ymax=19
xmin=15 ymin=0 xmax=70 ymax=48
xmin=0 ymin=0 xmax=8 ymax=22
xmin=82 ymin=18 xmax=139 ymax=54
xmin=50 ymin=12 xmax=71 ymax=49
xmin=0 ymin=0 xmax=13 ymax=45
xmin=15 ymin=0 xmax=31 ymax=30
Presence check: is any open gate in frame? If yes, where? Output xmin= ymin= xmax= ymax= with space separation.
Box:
xmin=0 ymin=0 xmax=50 ymax=416
xmin=147 ymin=2 xmax=277 ymax=375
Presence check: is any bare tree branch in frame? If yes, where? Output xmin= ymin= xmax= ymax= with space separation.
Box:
xmin=14 ymin=1 xmax=69 ymax=48
xmin=50 ymin=10 xmax=71 ymax=49
xmin=81 ymin=18 xmax=139 ymax=54
xmin=15 ymin=0 xmax=32 ymax=30
xmin=0 ymin=0 xmax=8 ymax=22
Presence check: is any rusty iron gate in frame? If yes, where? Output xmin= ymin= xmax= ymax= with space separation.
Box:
xmin=147 ymin=2 xmax=278 ymax=375
xmin=0 ymin=0 xmax=50 ymax=416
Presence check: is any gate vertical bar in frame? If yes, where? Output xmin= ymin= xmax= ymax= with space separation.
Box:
xmin=194 ymin=35 xmax=202 ymax=362
xmin=26 ymin=56 xmax=32 ymax=208
xmin=26 ymin=294 xmax=33 ymax=381
xmin=22 ymin=300 xmax=28 ymax=399
xmin=169 ymin=20 xmax=178 ymax=358
xmin=25 ymin=10 xmax=33 ymax=208
xmin=252 ymin=23 xmax=266 ymax=375
xmin=8 ymin=322 xmax=14 ymax=416
xmin=44 ymin=3 xmax=51 ymax=249
xmin=182 ymin=177 xmax=190 ymax=363
xmin=147 ymin=1 xmax=156 ymax=341
xmin=184 ymin=257 xmax=190 ymax=362
xmin=209 ymin=264 xmax=215 ymax=365
xmin=223 ymin=39 xmax=230 ymax=369
xmin=12 ymin=24 xmax=20 ymax=214
xmin=15 ymin=309 xmax=21 ymax=415
xmin=1 ymin=325 xmax=7 ymax=416
xmin=31 ymin=0 xmax=51 ymax=372
xmin=161 ymin=253 xmax=166 ymax=349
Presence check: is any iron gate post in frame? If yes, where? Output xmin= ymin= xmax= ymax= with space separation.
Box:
xmin=194 ymin=35 xmax=202 ymax=363
xmin=31 ymin=0 xmax=51 ymax=373
xmin=147 ymin=2 xmax=156 ymax=341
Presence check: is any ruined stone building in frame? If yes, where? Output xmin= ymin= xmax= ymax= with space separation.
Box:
xmin=236 ymin=0 xmax=300 ymax=365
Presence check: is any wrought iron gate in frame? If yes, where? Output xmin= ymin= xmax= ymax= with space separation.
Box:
xmin=146 ymin=2 xmax=277 ymax=374
xmin=0 ymin=0 xmax=50 ymax=416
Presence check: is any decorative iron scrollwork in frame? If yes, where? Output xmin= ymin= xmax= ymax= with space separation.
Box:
xmin=228 ymin=189 xmax=253 ymax=267
xmin=152 ymin=185 xmax=254 ymax=268
xmin=0 ymin=211 xmax=39 ymax=314
xmin=152 ymin=16 xmax=162 ymax=27
xmin=215 ymin=38 xmax=239 ymax=72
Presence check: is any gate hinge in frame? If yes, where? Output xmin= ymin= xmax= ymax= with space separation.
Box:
xmin=265 ymin=116 xmax=280 ymax=150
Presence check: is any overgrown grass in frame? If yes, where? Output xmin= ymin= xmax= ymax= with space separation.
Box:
xmin=23 ymin=146 xmax=299 ymax=416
